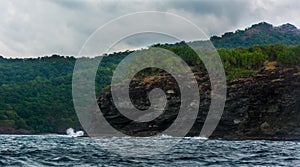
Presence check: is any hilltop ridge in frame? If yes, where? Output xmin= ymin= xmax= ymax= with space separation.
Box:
xmin=210 ymin=22 xmax=300 ymax=48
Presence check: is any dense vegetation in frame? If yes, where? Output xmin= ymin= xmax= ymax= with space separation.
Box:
xmin=0 ymin=23 xmax=299 ymax=134
xmin=210 ymin=22 xmax=300 ymax=48
xmin=155 ymin=43 xmax=300 ymax=79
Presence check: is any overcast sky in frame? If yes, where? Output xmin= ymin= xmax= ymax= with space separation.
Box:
xmin=0 ymin=0 xmax=299 ymax=58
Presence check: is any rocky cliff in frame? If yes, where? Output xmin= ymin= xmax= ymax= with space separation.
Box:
xmin=98 ymin=64 xmax=300 ymax=140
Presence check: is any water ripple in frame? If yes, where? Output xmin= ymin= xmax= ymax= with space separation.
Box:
xmin=0 ymin=135 xmax=299 ymax=166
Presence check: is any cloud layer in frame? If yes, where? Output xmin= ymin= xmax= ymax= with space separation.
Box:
xmin=0 ymin=0 xmax=299 ymax=58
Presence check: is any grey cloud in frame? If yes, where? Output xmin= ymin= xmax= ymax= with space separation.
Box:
xmin=50 ymin=0 xmax=90 ymax=10
xmin=0 ymin=0 xmax=299 ymax=58
xmin=154 ymin=0 xmax=253 ymax=27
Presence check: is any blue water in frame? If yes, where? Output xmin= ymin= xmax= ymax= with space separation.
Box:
xmin=0 ymin=135 xmax=299 ymax=166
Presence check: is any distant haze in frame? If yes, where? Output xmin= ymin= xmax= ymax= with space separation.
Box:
xmin=0 ymin=0 xmax=299 ymax=58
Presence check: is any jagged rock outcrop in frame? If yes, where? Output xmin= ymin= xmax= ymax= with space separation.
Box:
xmin=211 ymin=66 xmax=300 ymax=139
xmin=98 ymin=65 xmax=300 ymax=139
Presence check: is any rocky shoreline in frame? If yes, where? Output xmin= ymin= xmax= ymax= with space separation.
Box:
xmin=98 ymin=64 xmax=300 ymax=140
xmin=2 ymin=64 xmax=299 ymax=140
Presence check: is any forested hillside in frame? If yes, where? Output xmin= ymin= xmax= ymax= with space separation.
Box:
xmin=210 ymin=22 xmax=300 ymax=48
xmin=0 ymin=23 xmax=299 ymax=134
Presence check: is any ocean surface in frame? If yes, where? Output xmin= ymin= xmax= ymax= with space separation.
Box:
xmin=0 ymin=135 xmax=300 ymax=166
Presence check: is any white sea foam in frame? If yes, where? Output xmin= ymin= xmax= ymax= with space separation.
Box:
xmin=66 ymin=128 xmax=84 ymax=137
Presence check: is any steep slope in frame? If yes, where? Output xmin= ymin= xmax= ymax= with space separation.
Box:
xmin=98 ymin=65 xmax=300 ymax=139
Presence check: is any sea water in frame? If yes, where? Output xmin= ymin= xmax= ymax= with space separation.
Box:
xmin=0 ymin=135 xmax=299 ymax=166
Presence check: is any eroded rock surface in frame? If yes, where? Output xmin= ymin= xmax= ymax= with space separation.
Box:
xmin=98 ymin=66 xmax=300 ymax=139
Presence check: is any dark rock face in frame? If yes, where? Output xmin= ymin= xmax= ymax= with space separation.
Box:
xmin=212 ymin=67 xmax=300 ymax=139
xmin=98 ymin=72 xmax=182 ymax=137
xmin=97 ymin=66 xmax=300 ymax=139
